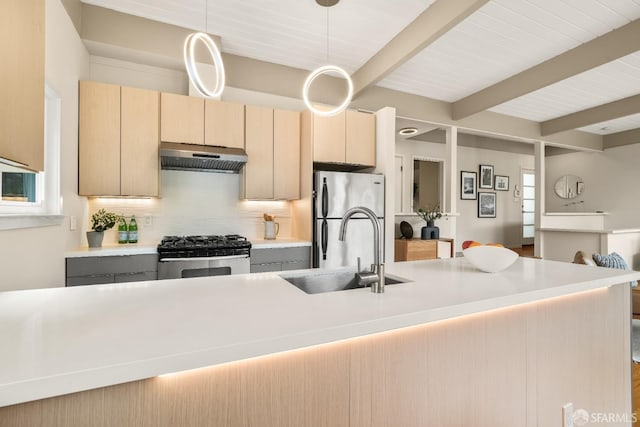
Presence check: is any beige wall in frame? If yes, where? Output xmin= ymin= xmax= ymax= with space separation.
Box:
xmin=0 ymin=0 xmax=89 ymax=291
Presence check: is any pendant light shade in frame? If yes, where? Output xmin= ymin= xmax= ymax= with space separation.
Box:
xmin=303 ymin=0 xmax=353 ymax=116
xmin=183 ymin=32 xmax=225 ymax=98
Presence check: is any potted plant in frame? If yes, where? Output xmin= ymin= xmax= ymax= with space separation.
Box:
xmin=416 ymin=204 xmax=442 ymax=240
xmin=87 ymin=209 xmax=119 ymax=248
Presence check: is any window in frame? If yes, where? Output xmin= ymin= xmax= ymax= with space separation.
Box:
xmin=0 ymin=85 xmax=60 ymax=219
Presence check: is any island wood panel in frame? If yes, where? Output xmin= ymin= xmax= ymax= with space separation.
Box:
xmin=533 ymin=285 xmax=631 ymax=426
xmin=160 ymin=93 xmax=204 ymax=145
xmin=312 ymin=112 xmax=346 ymax=163
xmin=204 ymin=99 xmax=245 ymax=149
xmin=244 ymin=105 xmax=274 ymax=199
xmin=120 ymin=86 xmax=159 ymax=197
xmin=0 ymin=0 xmax=45 ymax=172
xmin=345 ymin=111 xmax=375 ymax=167
xmin=273 ymin=109 xmax=300 ymax=200
xmin=79 ymin=81 xmax=121 ymax=196
xmin=0 ymin=285 xmax=630 ymax=427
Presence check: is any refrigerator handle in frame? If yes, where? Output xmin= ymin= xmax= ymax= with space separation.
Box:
xmin=321 ymin=219 xmax=328 ymax=260
xmin=321 ymin=178 xmax=328 ymax=218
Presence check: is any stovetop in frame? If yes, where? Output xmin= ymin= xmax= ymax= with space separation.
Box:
xmin=157 ymin=234 xmax=251 ymax=258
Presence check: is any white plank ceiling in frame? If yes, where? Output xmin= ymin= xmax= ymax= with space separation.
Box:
xmin=82 ymin=0 xmax=640 ymax=135
xmin=81 ymin=0 xmax=435 ymax=74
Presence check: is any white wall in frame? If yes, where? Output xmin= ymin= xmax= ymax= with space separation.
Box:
xmin=545 ymin=144 xmax=640 ymax=229
xmin=0 ymin=0 xmax=89 ymax=291
xmin=394 ymin=138 xmax=534 ymax=251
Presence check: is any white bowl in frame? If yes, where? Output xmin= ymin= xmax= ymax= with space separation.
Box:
xmin=462 ymin=246 xmax=519 ymax=273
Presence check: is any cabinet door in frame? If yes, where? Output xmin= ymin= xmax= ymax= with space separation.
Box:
xmin=345 ymin=110 xmax=376 ymax=166
xmin=160 ymin=93 xmax=204 ymax=144
xmin=274 ymin=110 xmax=300 ymax=200
xmin=245 ymin=105 xmax=274 ymax=199
xmin=121 ymin=86 xmax=159 ymax=197
xmin=205 ymin=100 xmax=245 ymax=149
xmin=79 ymin=81 xmax=121 ymax=196
xmin=0 ymin=0 xmax=45 ymax=171
xmin=312 ymin=112 xmax=345 ymax=163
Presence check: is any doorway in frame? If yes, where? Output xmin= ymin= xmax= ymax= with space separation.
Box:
xmin=521 ymin=169 xmax=535 ymax=250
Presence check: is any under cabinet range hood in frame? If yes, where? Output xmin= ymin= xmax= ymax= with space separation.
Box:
xmin=160 ymin=142 xmax=248 ymax=173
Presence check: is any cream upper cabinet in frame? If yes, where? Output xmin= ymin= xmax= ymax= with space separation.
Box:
xmin=205 ymin=100 xmax=245 ymax=149
xmin=244 ymin=105 xmax=274 ymax=200
xmin=79 ymin=81 xmax=159 ymax=197
xmin=274 ymin=110 xmax=301 ymax=200
xmin=0 ymin=0 xmax=45 ymax=172
xmin=121 ymin=86 xmax=160 ymax=197
xmin=244 ymin=107 xmax=301 ymax=201
xmin=345 ymin=110 xmax=376 ymax=167
xmin=310 ymin=110 xmax=376 ymax=167
xmin=79 ymin=81 xmax=121 ymax=197
xmin=160 ymin=93 xmax=204 ymax=145
xmin=312 ymin=113 xmax=346 ymax=164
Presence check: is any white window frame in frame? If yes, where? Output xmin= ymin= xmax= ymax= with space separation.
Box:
xmin=0 ymin=85 xmax=62 ymax=228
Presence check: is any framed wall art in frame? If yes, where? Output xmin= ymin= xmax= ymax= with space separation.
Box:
xmin=494 ymin=175 xmax=509 ymax=191
xmin=479 ymin=164 xmax=494 ymax=189
xmin=478 ymin=192 xmax=496 ymax=218
xmin=460 ymin=171 xmax=477 ymax=200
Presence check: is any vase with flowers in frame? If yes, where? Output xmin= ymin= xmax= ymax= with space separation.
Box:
xmin=416 ymin=204 xmax=442 ymax=240
xmin=86 ymin=209 xmax=119 ymax=248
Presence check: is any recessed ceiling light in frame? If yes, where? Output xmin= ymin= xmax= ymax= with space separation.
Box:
xmin=398 ymin=127 xmax=418 ymax=136
xmin=600 ymin=126 xmax=611 ymax=131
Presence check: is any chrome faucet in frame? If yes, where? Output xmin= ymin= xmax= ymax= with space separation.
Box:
xmin=338 ymin=206 xmax=385 ymax=293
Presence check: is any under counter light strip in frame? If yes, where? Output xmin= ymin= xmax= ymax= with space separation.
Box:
xmin=302 ymin=65 xmax=353 ymax=117
xmin=183 ymin=32 xmax=225 ymax=98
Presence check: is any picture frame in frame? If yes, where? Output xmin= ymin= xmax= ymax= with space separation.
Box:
xmin=494 ymin=175 xmax=509 ymax=191
xmin=460 ymin=171 xmax=477 ymax=200
xmin=479 ymin=164 xmax=494 ymax=189
xmin=478 ymin=192 xmax=496 ymax=218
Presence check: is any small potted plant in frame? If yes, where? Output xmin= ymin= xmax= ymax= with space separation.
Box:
xmin=87 ymin=209 xmax=119 ymax=248
xmin=416 ymin=204 xmax=442 ymax=240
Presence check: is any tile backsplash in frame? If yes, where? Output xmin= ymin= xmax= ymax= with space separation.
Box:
xmin=88 ymin=170 xmax=292 ymax=245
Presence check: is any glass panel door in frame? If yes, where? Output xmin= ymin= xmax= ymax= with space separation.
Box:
xmin=522 ymin=169 xmax=535 ymax=246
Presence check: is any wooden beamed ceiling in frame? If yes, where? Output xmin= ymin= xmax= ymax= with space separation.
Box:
xmin=351 ymin=8 xmax=640 ymax=145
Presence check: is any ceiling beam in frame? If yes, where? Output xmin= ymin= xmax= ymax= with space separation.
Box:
xmin=541 ymin=93 xmax=640 ymax=136
xmin=603 ymin=128 xmax=640 ymax=149
xmin=452 ymin=19 xmax=640 ymax=120
xmin=351 ymin=0 xmax=489 ymax=98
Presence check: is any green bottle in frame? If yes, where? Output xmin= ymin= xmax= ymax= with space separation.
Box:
xmin=118 ymin=215 xmax=128 ymax=244
xmin=128 ymin=215 xmax=138 ymax=244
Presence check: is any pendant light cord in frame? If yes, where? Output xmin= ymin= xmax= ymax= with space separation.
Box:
xmin=326 ymin=7 xmax=329 ymax=62
xmin=205 ymin=0 xmax=208 ymax=33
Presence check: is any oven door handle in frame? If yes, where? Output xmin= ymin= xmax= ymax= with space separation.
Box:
xmin=159 ymin=255 xmax=250 ymax=262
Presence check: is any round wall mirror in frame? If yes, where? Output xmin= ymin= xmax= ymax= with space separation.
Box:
xmin=554 ymin=175 xmax=584 ymax=199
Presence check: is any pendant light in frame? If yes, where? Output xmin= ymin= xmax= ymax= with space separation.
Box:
xmin=303 ymin=0 xmax=354 ymax=117
xmin=183 ymin=0 xmax=225 ymax=98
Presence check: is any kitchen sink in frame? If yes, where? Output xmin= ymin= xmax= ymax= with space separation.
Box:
xmin=280 ymin=268 xmax=409 ymax=294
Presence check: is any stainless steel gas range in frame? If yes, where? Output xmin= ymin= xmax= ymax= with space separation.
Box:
xmin=157 ymin=235 xmax=251 ymax=280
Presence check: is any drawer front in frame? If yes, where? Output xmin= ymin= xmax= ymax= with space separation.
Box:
xmin=66 ymin=274 xmax=115 ymax=287
xmin=250 ymin=247 xmax=310 ymax=265
xmin=115 ymin=271 xmax=157 ymax=283
xmin=250 ymin=262 xmax=283 ymax=273
xmin=406 ymin=240 xmax=437 ymax=261
xmin=281 ymin=260 xmax=310 ymax=271
xmin=66 ymin=254 xmax=158 ymax=277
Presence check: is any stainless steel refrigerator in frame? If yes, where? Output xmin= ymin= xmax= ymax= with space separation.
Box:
xmin=313 ymin=171 xmax=385 ymax=269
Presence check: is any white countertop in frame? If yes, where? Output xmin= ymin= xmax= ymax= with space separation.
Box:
xmin=65 ymin=245 xmax=158 ymax=258
xmin=539 ymin=228 xmax=640 ymax=234
xmin=544 ymin=212 xmax=609 ymax=216
xmin=1 ymin=258 xmax=639 ymax=407
xmin=251 ymin=239 xmax=312 ymax=249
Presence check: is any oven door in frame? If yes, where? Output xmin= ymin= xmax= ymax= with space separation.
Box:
xmin=157 ymin=255 xmax=250 ymax=280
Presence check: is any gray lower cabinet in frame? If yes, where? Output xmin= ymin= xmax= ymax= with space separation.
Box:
xmin=66 ymin=254 xmax=158 ymax=286
xmin=250 ymin=246 xmax=310 ymax=273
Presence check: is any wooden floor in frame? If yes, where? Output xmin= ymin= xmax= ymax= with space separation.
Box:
xmin=510 ymin=244 xmax=535 ymax=258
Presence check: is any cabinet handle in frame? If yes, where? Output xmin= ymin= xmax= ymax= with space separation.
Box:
xmin=321 ymin=219 xmax=328 ymax=261
xmin=321 ymin=178 xmax=328 ymax=218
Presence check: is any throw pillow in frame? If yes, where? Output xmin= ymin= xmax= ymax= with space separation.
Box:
xmin=592 ymin=252 xmax=637 ymax=287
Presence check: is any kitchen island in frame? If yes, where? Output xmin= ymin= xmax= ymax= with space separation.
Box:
xmin=1 ymin=258 xmax=639 ymax=426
